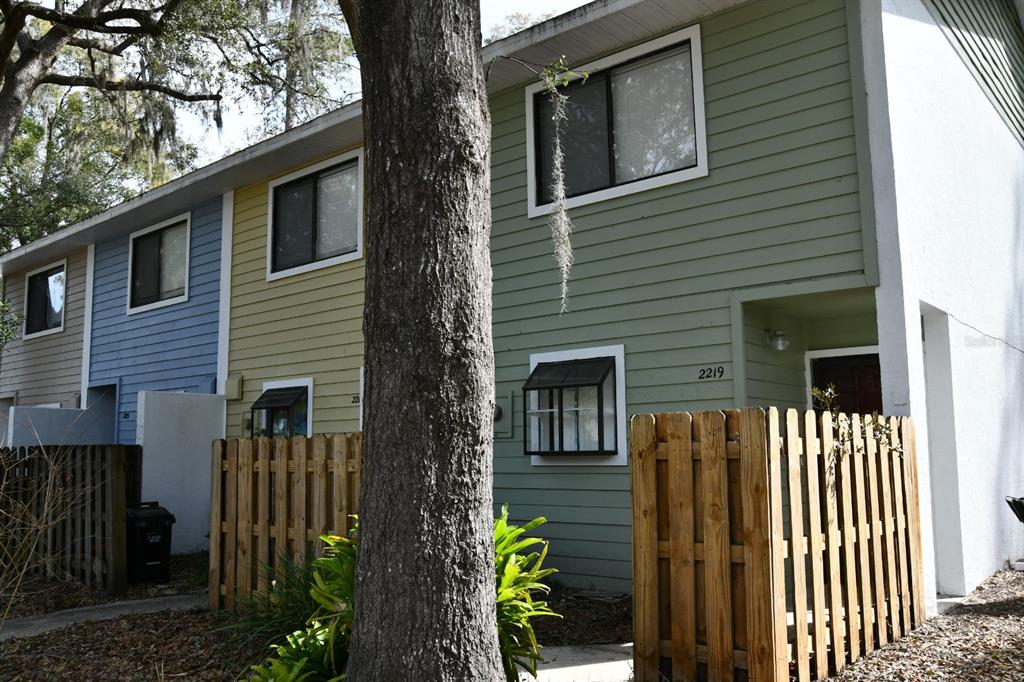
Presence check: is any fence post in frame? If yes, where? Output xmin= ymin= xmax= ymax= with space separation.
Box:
xmin=630 ymin=414 xmax=659 ymax=682
xmin=106 ymin=445 xmax=128 ymax=594
xmin=209 ymin=439 xmax=225 ymax=609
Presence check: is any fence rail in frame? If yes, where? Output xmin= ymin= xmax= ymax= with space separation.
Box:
xmin=209 ymin=434 xmax=362 ymax=609
xmin=631 ymin=407 xmax=926 ymax=682
xmin=1 ymin=445 xmax=141 ymax=594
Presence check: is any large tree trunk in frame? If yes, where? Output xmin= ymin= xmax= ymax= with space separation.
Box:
xmin=341 ymin=1 xmax=502 ymax=680
xmin=0 ymin=28 xmax=71 ymax=165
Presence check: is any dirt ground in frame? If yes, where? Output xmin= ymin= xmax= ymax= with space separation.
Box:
xmin=2 ymin=552 xmax=208 ymax=621
xmin=0 ymin=607 xmax=266 ymax=681
xmin=832 ymin=570 xmax=1024 ymax=681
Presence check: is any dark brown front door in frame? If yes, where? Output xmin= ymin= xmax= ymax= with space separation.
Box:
xmin=811 ymin=353 xmax=883 ymax=415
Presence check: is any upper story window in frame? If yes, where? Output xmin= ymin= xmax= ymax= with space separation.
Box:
xmin=525 ymin=25 xmax=707 ymax=217
xmin=23 ymin=260 xmax=66 ymax=339
xmin=128 ymin=215 xmax=190 ymax=314
xmin=267 ymin=151 xmax=363 ymax=281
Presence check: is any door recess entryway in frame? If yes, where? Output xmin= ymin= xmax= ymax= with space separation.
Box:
xmin=808 ymin=351 xmax=883 ymax=414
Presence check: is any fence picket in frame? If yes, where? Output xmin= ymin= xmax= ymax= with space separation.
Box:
xmin=784 ymin=409 xmax=810 ymax=682
xmin=820 ymin=412 xmax=845 ymax=672
xmin=878 ymin=422 xmax=901 ymax=639
xmin=311 ymin=435 xmax=328 ymax=553
xmin=889 ymin=417 xmax=912 ymax=634
xmin=700 ymin=411 xmax=733 ymax=681
xmin=865 ymin=418 xmax=888 ymax=647
xmin=332 ymin=434 xmax=348 ymax=535
xmin=837 ymin=415 xmax=860 ymax=661
xmin=803 ymin=411 xmax=829 ymax=679
xmin=291 ymin=436 xmax=308 ymax=565
xmin=273 ymin=436 xmax=289 ymax=583
xmin=901 ymin=418 xmax=927 ymax=627
xmin=257 ymin=438 xmax=271 ymax=593
xmin=665 ymin=412 xmax=697 ymax=681
xmin=223 ymin=439 xmax=238 ymax=609
xmin=850 ymin=416 xmax=874 ymax=653
xmin=236 ymin=439 xmax=254 ymax=598
xmin=740 ymin=407 xmax=778 ymax=682
xmin=630 ymin=414 xmax=659 ymax=682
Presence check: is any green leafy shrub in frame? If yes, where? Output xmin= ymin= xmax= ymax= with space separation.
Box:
xmin=229 ymin=555 xmax=318 ymax=654
xmin=250 ymin=509 xmax=558 ymax=682
xmin=494 ymin=505 xmax=559 ymax=680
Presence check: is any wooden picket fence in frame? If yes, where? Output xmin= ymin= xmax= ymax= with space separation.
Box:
xmin=1 ymin=445 xmax=141 ymax=594
xmin=208 ymin=434 xmax=362 ymax=609
xmin=631 ymin=407 xmax=926 ymax=682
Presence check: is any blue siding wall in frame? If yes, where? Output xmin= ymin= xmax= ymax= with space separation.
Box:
xmin=89 ymin=199 xmax=222 ymax=444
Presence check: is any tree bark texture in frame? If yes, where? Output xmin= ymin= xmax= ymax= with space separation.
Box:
xmin=0 ymin=27 xmax=72 ymax=166
xmin=341 ymin=1 xmax=502 ymax=681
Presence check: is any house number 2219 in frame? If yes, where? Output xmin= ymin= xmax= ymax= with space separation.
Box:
xmin=697 ymin=366 xmax=725 ymax=380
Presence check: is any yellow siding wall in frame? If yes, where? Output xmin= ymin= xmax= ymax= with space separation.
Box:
xmin=0 ymin=248 xmax=88 ymax=407
xmin=225 ymin=153 xmax=364 ymax=437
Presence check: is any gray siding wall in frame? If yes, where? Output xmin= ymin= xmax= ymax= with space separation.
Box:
xmin=0 ymin=248 xmax=88 ymax=407
xmin=491 ymin=0 xmax=870 ymax=591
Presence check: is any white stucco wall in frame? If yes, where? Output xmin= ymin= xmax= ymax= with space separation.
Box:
xmin=137 ymin=391 xmax=225 ymax=553
xmin=867 ymin=0 xmax=1024 ymax=603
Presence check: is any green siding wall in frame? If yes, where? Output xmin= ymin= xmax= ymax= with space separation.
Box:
xmin=491 ymin=0 xmax=869 ymax=591
xmin=926 ymin=0 xmax=1024 ymax=144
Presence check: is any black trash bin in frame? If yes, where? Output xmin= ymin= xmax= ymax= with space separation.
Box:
xmin=126 ymin=501 xmax=176 ymax=584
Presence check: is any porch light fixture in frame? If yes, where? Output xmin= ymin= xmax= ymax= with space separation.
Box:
xmin=522 ymin=357 xmax=617 ymax=456
xmin=767 ymin=329 xmax=790 ymax=352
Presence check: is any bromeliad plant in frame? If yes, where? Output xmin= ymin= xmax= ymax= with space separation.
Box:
xmin=494 ymin=505 xmax=560 ymax=680
xmin=249 ymin=509 xmax=559 ymax=682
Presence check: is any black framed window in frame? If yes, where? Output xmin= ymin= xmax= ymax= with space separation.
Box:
xmin=24 ymin=264 xmax=65 ymax=336
xmin=522 ymin=357 xmax=616 ymax=456
xmin=534 ymin=41 xmax=698 ymax=205
xmin=272 ymin=160 xmax=359 ymax=273
xmin=130 ymin=220 xmax=188 ymax=309
xmin=250 ymin=386 xmax=309 ymax=438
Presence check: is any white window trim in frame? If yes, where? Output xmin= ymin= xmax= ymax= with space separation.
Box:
xmin=126 ymin=213 xmax=192 ymax=316
xmin=803 ymin=345 xmax=880 ymax=409
xmin=528 ymin=344 xmax=627 ymax=467
xmin=358 ymin=366 xmax=364 ymax=430
xmin=265 ymin=149 xmax=364 ymax=282
xmin=524 ymin=24 xmax=708 ymax=219
xmin=22 ymin=258 xmax=68 ymax=341
xmin=261 ymin=377 xmax=314 ymax=437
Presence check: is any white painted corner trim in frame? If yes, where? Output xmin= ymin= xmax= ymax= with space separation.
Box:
xmin=21 ymin=257 xmax=68 ymax=341
xmin=79 ymin=245 xmax=95 ymax=409
xmin=528 ymin=343 xmax=627 ymax=467
xmin=261 ymin=377 xmax=314 ymax=437
xmin=524 ymin=23 xmax=708 ymax=218
xmin=803 ymin=345 xmax=880 ymax=408
xmin=216 ymin=191 xmax=234 ymax=437
xmin=125 ymin=212 xmax=192 ymax=316
xmin=265 ymin=149 xmax=365 ymax=282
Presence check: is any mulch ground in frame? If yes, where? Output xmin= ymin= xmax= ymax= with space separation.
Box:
xmin=0 ymin=580 xmax=631 ymax=681
xmin=3 ymin=552 xmax=208 ymax=621
xmin=0 ymin=607 xmax=267 ymax=681
xmin=831 ymin=570 xmax=1024 ymax=681
xmin=533 ymin=582 xmax=633 ymax=646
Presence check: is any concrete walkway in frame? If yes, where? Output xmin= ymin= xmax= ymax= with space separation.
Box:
xmin=526 ymin=643 xmax=633 ymax=682
xmin=0 ymin=591 xmax=206 ymax=641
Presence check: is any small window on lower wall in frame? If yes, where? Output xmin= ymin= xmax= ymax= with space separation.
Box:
xmin=250 ymin=380 xmax=312 ymax=438
xmin=524 ymin=345 xmax=627 ymax=466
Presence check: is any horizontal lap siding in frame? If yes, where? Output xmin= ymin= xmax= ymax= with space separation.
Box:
xmin=88 ymin=199 xmax=222 ymax=444
xmin=225 ymin=153 xmax=364 ymax=438
xmin=0 ymin=248 xmax=88 ymax=406
xmin=492 ymin=0 xmax=865 ymax=592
